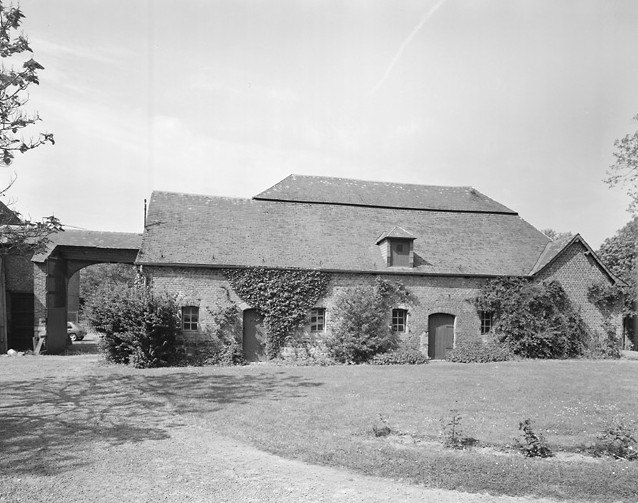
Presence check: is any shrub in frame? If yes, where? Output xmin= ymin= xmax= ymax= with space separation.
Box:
xmin=476 ymin=278 xmax=590 ymax=359
xmin=371 ymin=414 xmax=392 ymax=437
xmin=326 ymin=285 xmax=397 ymax=363
xmin=515 ymin=419 xmax=554 ymax=458
xmin=326 ymin=278 xmax=415 ymax=364
xmin=85 ymin=284 xmax=181 ymax=368
xmin=589 ymin=418 xmax=637 ymax=461
xmin=370 ymin=348 xmax=429 ymax=365
xmin=446 ymin=338 xmax=512 ymax=363
xmin=440 ymin=411 xmax=478 ymax=449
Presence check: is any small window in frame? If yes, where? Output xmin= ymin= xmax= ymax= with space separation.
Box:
xmin=480 ymin=311 xmax=493 ymax=335
xmin=310 ymin=308 xmax=326 ymax=332
xmin=182 ymin=306 xmax=199 ymax=331
xmin=392 ymin=308 xmax=408 ymax=332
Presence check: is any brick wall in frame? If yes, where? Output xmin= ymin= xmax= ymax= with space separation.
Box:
xmin=533 ymin=241 xmax=623 ymax=340
xmin=33 ymin=263 xmax=47 ymax=332
xmin=5 ymin=254 xmax=34 ymax=292
xmin=145 ymin=265 xmax=487 ymax=356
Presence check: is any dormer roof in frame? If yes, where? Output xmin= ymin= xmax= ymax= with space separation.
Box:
xmin=376 ymin=226 xmax=416 ymax=244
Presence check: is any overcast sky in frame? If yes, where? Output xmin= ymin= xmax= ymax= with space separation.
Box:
xmin=3 ymin=0 xmax=638 ymax=249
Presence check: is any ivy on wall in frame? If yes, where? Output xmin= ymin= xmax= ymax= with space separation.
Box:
xmin=223 ymin=268 xmax=330 ymax=358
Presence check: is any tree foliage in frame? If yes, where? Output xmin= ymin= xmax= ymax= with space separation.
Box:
xmin=597 ymin=216 xmax=637 ymax=322
xmin=541 ymin=229 xmax=574 ymax=242
xmin=0 ymin=3 xmax=54 ymax=167
xmin=79 ymin=263 xmax=137 ymax=315
xmin=0 ymin=211 xmax=62 ymax=255
xmin=606 ymin=115 xmax=638 ymax=213
xmin=0 ymin=4 xmax=58 ymax=254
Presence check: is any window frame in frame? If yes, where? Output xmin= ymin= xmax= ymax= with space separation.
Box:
xmin=310 ymin=307 xmax=326 ymax=333
xmin=479 ymin=311 xmax=493 ymax=335
xmin=182 ymin=306 xmax=200 ymax=331
xmin=391 ymin=308 xmax=408 ymax=333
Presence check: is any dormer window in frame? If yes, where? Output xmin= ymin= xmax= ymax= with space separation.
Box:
xmin=376 ymin=226 xmax=416 ymax=268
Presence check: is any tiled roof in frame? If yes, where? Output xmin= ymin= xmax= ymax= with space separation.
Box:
xmin=32 ymin=230 xmax=142 ymax=262
xmin=254 ymin=174 xmax=517 ymax=214
xmin=0 ymin=201 xmax=21 ymax=225
xmin=528 ymin=235 xmax=575 ymax=275
xmin=530 ymin=234 xmax=619 ymax=283
xmin=137 ymin=190 xmax=550 ymax=276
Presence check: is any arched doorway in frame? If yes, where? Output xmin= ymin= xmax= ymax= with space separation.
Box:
xmin=428 ymin=313 xmax=455 ymax=359
xmin=243 ymin=309 xmax=267 ymax=362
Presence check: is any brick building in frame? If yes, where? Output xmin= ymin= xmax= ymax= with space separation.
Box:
xmin=136 ymin=174 xmax=623 ymax=360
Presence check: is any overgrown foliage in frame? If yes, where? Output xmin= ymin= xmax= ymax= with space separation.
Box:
xmin=446 ymin=338 xmax=513 ymax=363
xmin=596 ymin=216 xmax=636 ymax=346
xmin=327 ymin=277 xmax=413 ymax=364
xmin=475 ymin=278 xmax=590 ymax=359
xmin=198 ymin=305 xmax=245 ymax=366
xmin=589 ymin=418 xmax=638 ymax=461
xmin=85 ymin=283 xmax=181 ymax=368
xmin=516 ymin=419 xmax=554 ymax=458
xmin=224 ymin=268 xmax=330 ymax=358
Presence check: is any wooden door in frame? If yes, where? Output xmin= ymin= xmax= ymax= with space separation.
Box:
xmin=8 ymin=293 xmax=34 ymax=351
xmin=243 ymin=309 xmax=266 ymax=362
xmin=428 ymin=313 xmax=455 ymax=359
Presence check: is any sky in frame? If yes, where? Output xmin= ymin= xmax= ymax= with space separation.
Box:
xmin=3 ymin=0 xmax=638 ymax=249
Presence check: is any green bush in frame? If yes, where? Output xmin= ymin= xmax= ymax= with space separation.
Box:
xmin=446 ymin=338 xmax=512 ymax=363
xmin=85 ymin=284 xmax=181 ymax=368
xmin=516 ymin=419 xmax=554 ymax=458
xmin=370 ymin=348 xmax=429 ymax=365
xmin=326 ymin=285 xmax=397 ymax=363
xmin=476 ymin=278 xmax=590 ymax=359
xmin=588 ymin=418 xmax=637 ymax=461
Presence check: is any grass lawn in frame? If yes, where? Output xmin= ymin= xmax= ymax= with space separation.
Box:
xmin=1 ymin=356 xmax=638 ymax=501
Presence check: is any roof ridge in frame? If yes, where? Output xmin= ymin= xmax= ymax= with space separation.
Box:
xmin=287 ymin=173 xmax=474 ymax=190
xmin=152 ymin=190 xmax=251 ymax=203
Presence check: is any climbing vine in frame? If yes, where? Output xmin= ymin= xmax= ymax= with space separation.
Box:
xmin=223 ymin=268 xmax=330 ymax=358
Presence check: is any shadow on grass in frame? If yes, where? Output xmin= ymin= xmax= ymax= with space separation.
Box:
xmin=0 ymin=369 xmax=322 ymax=476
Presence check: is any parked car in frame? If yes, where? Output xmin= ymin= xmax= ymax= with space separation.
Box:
xmin=67 ymin=322 xmax=87 ymax=341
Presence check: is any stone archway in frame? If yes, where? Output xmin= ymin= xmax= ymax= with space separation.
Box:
xmin=31 ymin=231 xmax=141 ymax=354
